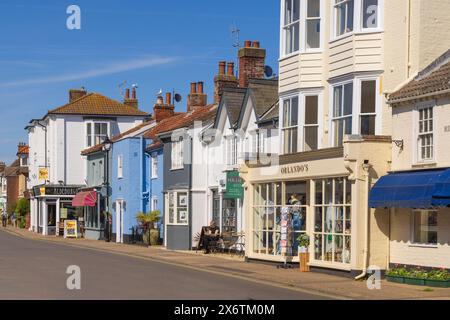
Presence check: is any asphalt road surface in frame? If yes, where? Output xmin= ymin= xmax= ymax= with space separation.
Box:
xmin=0 ymin=229 xmax=332 ymax=300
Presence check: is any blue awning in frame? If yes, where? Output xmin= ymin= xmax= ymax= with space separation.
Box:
xmin=369 ymin=168 xmax=450 ymax=209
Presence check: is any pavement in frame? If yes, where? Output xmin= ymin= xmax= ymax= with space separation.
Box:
xmin=1 ymin=226 xmax=450 ymax=300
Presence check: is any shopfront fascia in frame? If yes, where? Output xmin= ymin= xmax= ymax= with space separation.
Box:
xmin=31 ymin=185 xmax=82 ymax=236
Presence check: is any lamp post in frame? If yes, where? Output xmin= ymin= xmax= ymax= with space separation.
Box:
xmin=102 ymin=136 xmax=112 ymax=242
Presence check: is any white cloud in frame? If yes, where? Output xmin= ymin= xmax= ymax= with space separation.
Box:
xmin=0 ymin=56 xmax=177 ymax=88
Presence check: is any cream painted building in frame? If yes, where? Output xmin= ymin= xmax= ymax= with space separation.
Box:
xmin=240 ymin=0 xmax=450 ymax=275
xmin=371 ymin=50 xmax=450 ymax=269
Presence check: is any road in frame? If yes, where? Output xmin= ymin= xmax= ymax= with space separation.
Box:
xmin=0 ymin=229 xmax=332 ymax=300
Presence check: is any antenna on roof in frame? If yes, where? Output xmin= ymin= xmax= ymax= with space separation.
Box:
xmin=230 ymin=23 xmax=241 ymax=77
xmin=118 ymin=80 xmax=127 ymax=97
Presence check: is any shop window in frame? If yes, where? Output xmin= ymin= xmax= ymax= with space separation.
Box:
xmin=313 ymin=178 xmax=351 ymax=264
xmin=282 ymin=96 xmax=299 ymax=154
xmin=360 ymin=80 xmax=377 ymax=135
xmin=412 ymin=210 xmax=438 ymax=245
xmin=166 ymin=191 xmax=188 ymax=225
xmin=334 ymin=0 xmax=354 ymax=37
xmin=283 ymin=0 xmax=300 ymax=55
xmin=222 ymin=199 xmax=237 ymax=233
xmin=417 ymin=106 xmax=434 ymax=162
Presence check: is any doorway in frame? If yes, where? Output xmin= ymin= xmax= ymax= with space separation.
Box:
xmin=47 ymin=203 xmax=57 ymax=236
xmin=115 ymin=200 xmax=124 ymax=243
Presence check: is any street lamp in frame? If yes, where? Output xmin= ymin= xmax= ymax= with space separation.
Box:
xmin=102 ymin=136 xmax=112 ymax=242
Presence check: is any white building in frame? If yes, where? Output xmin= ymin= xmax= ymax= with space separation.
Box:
xmin=26 ymin=88 xmax=148 ymax=235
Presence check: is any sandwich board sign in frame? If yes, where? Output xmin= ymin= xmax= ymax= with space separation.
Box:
xmin=64 ymin=220 xmax=78 ymax=238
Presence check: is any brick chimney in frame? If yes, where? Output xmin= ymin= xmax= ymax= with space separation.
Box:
xmin=0 ymin=162 xmax=5 ymax=173
xmin=214 ymin=61 xmax=238 ymax=104
xmin=17 ymin=142 xmax=29 ymax=155
xmin=69 ymin=88 xmax=87 ymax=102
xmin=153 ymin=93 xmax=175 ymax=122
xmin=187 ymin=82 xmax=208 ymax=112
xmin=124 ymin=86 xmax=139 ymax=109
xmin=238 ymin=40 xmax=266 ymax=88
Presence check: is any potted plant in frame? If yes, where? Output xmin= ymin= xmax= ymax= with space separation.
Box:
xmin=386 ymin=266 xmax=450 ymax=288
xmin=297 ymin=234 xmax=310 ymax=272
xmin=425 ymin=268 xmax=450 ymax=288
xmin=136 ymin=210 xmax=161 ymax=246
xmin=385 ymin=266 xmax=408 ymax=284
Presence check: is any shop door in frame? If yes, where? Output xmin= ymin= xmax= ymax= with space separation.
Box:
xmin=116 ymin=201 xmax=124 ymax=243
xmin=47 ymin=203 xmax=57 ymax=236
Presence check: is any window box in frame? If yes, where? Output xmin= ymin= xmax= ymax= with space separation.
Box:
xmin=424 ymin=279 xmax=450 ymax=288
xmin=385 ymin=275 xmax=405 ymax=284
xmin=403 ymin=277 xmax=426 ymax=286
xmin=386 ymin=277 xmax=450 ymax=288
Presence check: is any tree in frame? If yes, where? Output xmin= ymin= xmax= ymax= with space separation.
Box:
xmin=135 ymin=210 xmax=161 ymax=245
xmin=15 ymin=198 xmax=30 ymax=228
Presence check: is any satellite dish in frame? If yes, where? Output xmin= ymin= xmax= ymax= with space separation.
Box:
xmin=264 ymin=65 xmax=274 ymax=78
xmin=174 ymin=93 xmax=182 ymax=103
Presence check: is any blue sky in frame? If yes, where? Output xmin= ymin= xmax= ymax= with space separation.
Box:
xmin=0 ymin=0 xmax=280 ymax=163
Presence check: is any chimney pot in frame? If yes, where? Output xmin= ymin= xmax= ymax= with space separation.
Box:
xmin=244 ymin=40 xmax=252 ymax=48
xmin=252 ymin=41 xmax=260 ymax=48
xmin=125 ymin=89 xmax=130 ymax=99
xmin=166 ymin=92 xmax=172 ymax=105
xmin=227 ymin=62 xmax=235 ymax=76
xmin=132 ymin=87 xmax=137 ymax=99
xmin=219 ymin=61 xmax=226 ymax=75
xmin=197 ymin=82 xmax=204 ymax=94
xmin=190 ymin=82 xmax=197 ymax=94
xmin=69 ymin=88 xmax=87 ymax=102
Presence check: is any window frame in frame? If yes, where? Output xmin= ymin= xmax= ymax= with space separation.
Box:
xmin=281 ymin=0 xmax=301 ymax=56
xmin=225 ymin=135 xmax=238 ymax=168
xmin=117 ymin=154 xmax=123 ymax=179
xmin=151 ymin=153 xmax=158 ymax=179
xmin=165 ymin=191 xmax=189 ymax=226
xmin=85 ymin=121 xmax=110 ymax=148
xmin=414 ymin=104 xmax=435 ymax=164
xmin=171 ymin=138 xmax=184 ymax=170
xmin=281 ymin=94 xmax=300 ymax=155
xmin=411 ymin=209 xmax=438 ymax=246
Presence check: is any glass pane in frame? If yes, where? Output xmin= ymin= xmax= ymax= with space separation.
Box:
xmin=177 ymin=209 xmax=187 ymax=224
xmin=315 ymin=180 xmax=323 ymax=205
xmin=291 ymin=97 xmax=299 ymax=126
xmin=283 ymin=100 xmax=291 ymax=128
xmin=345 ymin=179 xmax=352 ymax=204
xmin=324 ymin=179 xmax=333 ymax=204
xmin=363 ymin=0 xmax=378 ymax=28
xmin=275 ymin=183 xmax=282 ymax=206
xmin=283 ymin=128 xmax=298 ymax=154
xmin=333 ymin=86 xmax=343 ymax=117
xmin=335 ymin=208 xmax=344 ymax=233
xmin=307 ymin=0 xmax=320 ymax=17
xmin=344 ymin=117 xmax=352 ymax=135
xmin=307 ymin=19 xmax=320 ymax=49
xmin=223 ymin=199 xmax=237 ymax=233
xmin=336 ymin=4 xmax=346 ymax=36
xmin=314 ymin=234 xmax=323 ymax=260
xmin=87 ymin=123 xmax=91 ymax=134
xmin=286 ymin=181 xmax=307 ymax=206
xmin=361 ymin=81 xmax=376 ymax=113
xmin=253 ymin=184 xmax=261 ymax=206
xmin=325 ymin=234 xmax=333 ymax=261
xmin=335 ymin=178 xmax=344 ymax=204
xmin=304 ymin=126 xmax=318 ymax=151
xmin=305 ymin=96 xmax=318 ymax=124
xmin=344 ymin=83 xmax=353 ymax=116
xmin=292 ymin=208 xmax=306 ymax=232
xmin=361 ymin=115 xmax=376 ymax=135
xmin=253 ymin=231 xmax=262 ymax=254
xmin=315 ymin=207 xmax=323 ymax=232
xmin=169 ymin=208 xmax=174 ymax=224
xmin=169 ymin=193 xmax=174 ymax=207
xmin=334 ymin=119 xmax=344 ymax=147
xmin=267 ymin=231 xmax=274 ymax=254
xmin=344 ymin=236 xmax=351 ymax=263
xmin=177 ymin=193 xmax=187 ymax=208
xmin=293 ymin=0 xmax=300 ymax=21
xmin=324 ymin=206 xmax=333 ymax=233
xmin=334 ymin=235 xmax=344 ymax=263
xmin=414 ymin=211 xmax=438 ymax=244
xmin=284 ymin=0 xmax=291 ymax=25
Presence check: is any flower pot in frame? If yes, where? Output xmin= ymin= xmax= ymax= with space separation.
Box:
xmin=386 ymin=275 xmax=405 ymax=284
xmin=424 ymin=279 xmax=450 ymax=288
xmin=404 ymin=277 xmax=426 ymax=286
xmin=299 ymin=252 xmax=310 ymax=272
xmin=149 ymin=229 xmax=160 ymax=246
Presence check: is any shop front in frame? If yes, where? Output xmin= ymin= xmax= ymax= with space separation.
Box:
xmin=241 ymin=136 xmax=392 ymax=274
xmin=72 ymin=188 xmax=106 ymax=240
xmin=31 ymin=185 xmax=82 ymax=236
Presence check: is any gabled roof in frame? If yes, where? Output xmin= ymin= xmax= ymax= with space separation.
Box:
xmin=388 ymin=49 xmax=450 ymax=105
xmin=48 ymin=93 xmax=149 ymax=117
xmin=258 ymin=101 xmax=279 ymax=125
xmin=213 ymin=87 xmax=247 ymax=129
xmin=156 ymin=105 xmax=218 ymax=137
xmin=81 ymin=120 xmax=156 ymax=156
xmin=236 ymin=78 xmax=279 ymax=128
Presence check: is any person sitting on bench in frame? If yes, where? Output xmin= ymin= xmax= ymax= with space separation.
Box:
xmin=202 ymin=220 xmax=220 ymax=254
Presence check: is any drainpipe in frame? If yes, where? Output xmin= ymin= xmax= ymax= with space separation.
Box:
xmin=355 ymin=161 xmax=372 ymax=280
xmin=406 ymin=0 xmax=412 ymax=78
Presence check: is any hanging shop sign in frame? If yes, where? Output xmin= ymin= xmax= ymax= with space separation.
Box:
xmin=224 ymin=171 xmax=244 ymax=199
xmin=38 ymin=167 xmax=49 ymax=180
xmin=64 ymin=220 xmax=78 ymax=238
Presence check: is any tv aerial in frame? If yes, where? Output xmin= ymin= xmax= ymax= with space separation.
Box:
xmin=118 ymin=80 xmax=127 ymax=97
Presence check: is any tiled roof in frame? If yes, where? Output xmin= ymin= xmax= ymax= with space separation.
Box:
xmin=48 ymin=93 xmax=149 ymax=116
xmin=221 ymin=88 xmax=247 ymax=126
xmin=259 ymin=101 xmax=279 ymax=123
xmin=248 ymin=78 xmax=279 ymax=119
xmin=154 ymin=105 xmax=218 ymax=137
xmin=389 ymin=49 xmax=450 ymax=104
xmin=4 ymin=159 xmax=28 ymax=177
xmin=81 ymin=120 xmax=155 ymax=155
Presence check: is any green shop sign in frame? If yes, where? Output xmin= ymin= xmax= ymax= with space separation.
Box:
xmin=225 ymin=171 xmax=244 ymax=199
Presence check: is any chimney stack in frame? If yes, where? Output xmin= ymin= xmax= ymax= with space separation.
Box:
xmin=187 ymin=81 xmax=207 ymax=112
xmin=214 ymin=61 xmax=239 ymax=104
xmin=0 ymin=162 xmax=5 ymax=173
xmin=238 ymin=40 xmax=266 ymax=88
xmin=124 ymin=87 xmax=139 ymax=109
xmin=153 ymin=93 xmax=175 ymax=122
xmin=69 ymin=88 xmax=87 ymax=102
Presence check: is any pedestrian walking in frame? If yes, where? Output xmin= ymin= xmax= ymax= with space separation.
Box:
xmin=11 ymin=212 xmax=17 ymax=228
xmin=1 ymin=211 xmax=7 ymax=227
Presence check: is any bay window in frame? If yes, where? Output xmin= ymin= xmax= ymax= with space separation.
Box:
xmin=334 ymin=0 xmax=354 ymax=37
xmin=283 ymin=0 xmax=300 ymax=55
xmin=412 ymin=210 xmax=438 ymax=245
xmin=167 ymin=191 xmax=188 ymax=225
xmin=417 ymin=106 xmax=434 ymax=162
xmin=282 ymin=96 xmax=299 ymax=154
xmin=86 ymin=122 xmax=109 ymax=147
xmin=332 ymin=83 xmax=353 ymax=147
